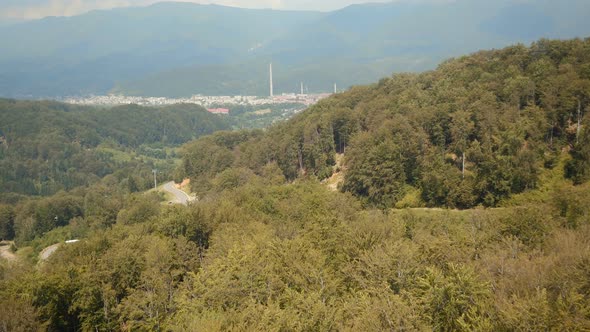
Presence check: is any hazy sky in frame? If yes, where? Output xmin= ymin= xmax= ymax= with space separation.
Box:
xmin=0 ymin=0 xmax=425 ymax=20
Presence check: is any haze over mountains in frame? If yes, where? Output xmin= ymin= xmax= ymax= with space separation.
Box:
xmin=1 ymin=0 xmax=589 ymax=98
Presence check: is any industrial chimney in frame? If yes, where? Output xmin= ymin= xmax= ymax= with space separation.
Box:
xmin=269 ymin=63 xmax=274 ymax=97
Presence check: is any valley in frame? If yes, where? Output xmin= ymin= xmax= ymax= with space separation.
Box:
xmin=0 ymin=1 xmax=590 ymax=330
xmin=1 ymin=1 xmax=589 ymax=98
xmin=1 ymin=38 xmax=589 ymax=330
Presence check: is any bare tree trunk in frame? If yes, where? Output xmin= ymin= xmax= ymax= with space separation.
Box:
xmin=298 ymin=148 xmax=304 ymax=174
xmin=4 ymin=128 xmax=10 ymax=151
xmin=462 ymin=151 xmax=465 ymax=179
xmin=577 ymin=99 xmax=582 ymax=144
xmin=550 ymin=122 xmax=554 ymax=146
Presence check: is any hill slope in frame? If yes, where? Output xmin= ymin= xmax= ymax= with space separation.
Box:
xmin=0 ymin=99 xmax=230 ymax=196
xmin=2 ymin=38 xmax=590 ymax=331
xmin=180 ymin=38 xmax=590 ymax=208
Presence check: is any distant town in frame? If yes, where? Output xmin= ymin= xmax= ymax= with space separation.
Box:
xmin=61 ymin=63 xmax=338 ymax=113
xmin=62 ymin=93 xmax=333 ymax=109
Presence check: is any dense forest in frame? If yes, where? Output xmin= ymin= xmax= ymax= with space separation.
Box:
xmin=0 ymin=100 xmax=230 ymax=198
xmin=1 ymin=38 xmax=590 ymax=331
xmin=179 ymin=38 xmax=590 ymax=209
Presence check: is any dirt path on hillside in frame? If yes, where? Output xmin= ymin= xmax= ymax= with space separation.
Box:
xmin=39 ymin=243 xmax=62 ymax=261
xmin=0 ymin=241 xmax=16 ymax=262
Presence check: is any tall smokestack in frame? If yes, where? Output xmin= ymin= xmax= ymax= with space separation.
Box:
xmin=269 ymin=63 xmax=274 ymax=97
xmin=334 ymin=83 xmax=337 ymax=93
xmin=301 ymin=82 xmax=304 ymax=95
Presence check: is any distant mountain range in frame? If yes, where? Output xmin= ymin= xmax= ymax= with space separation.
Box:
xmin=0 ymin=0 xmax=589 ymax=98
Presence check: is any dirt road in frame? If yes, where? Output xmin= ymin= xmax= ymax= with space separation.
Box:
xmin=163 ymin=181 xmax=192 ymax=205
xmin=0 ymin=241 xmax=16 ymax=262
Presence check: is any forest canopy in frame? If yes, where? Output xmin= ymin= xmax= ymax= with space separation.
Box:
xmin=180 ymin=38 xmax=590 ymax=209
xmin=1 ymin=38 xmax=590 ymax=331
xmin=0 ymin=101 xmax=230 ymax=197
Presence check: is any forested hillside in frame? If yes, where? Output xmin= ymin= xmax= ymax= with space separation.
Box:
xmin=1 ymin=39 xmax=590 ymax=331
xmin=0 ymin=100 xmax=230 ymax=197
xmin=181 ymin=38 xmax=590 ymax=208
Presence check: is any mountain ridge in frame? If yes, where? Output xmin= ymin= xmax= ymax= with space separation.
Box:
xmin=1 ymin=0 xmax=589 ymax=97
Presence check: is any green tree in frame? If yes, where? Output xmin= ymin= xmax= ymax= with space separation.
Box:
xmin=343 ymin=134 xmax=407 ymax=208
xmin=416 ymin=264 xmax=492 ymax=332
xmin=0 ymin=204 xmax=15 ymax=240
xmin=566 ymin=117 xmax=590 ymax=184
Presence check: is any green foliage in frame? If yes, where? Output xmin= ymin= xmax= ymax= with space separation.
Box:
xmin=416 ymin=264 xmax=492 ymax=331
xmin=552 ymin=183 xmax=590 ymax=228
xmin=212 ymin=168 xmax=257 ymax=192
xmin=0 ymin=99 xmax=230 ymax=197
xmin=0 ymin=204 xmax=15 ymax=240
xmin=342 ymin=134 xmax=407 ymax=208
xmin=83 ymin=184 xmax=124 ymax=227
xmin=497 ymin=288 xmax=553 ymax=331
xmin=179 ymin=39 xmax=590 ymax=209
xmin=0 ymin=295 xmax=43 ymax=331
xmin=182 ymin=138 xmax=235 ymax=180
xmin=13 ymin=192 xmax=83 ymax=243
xmin=221 ymin=103 xmax=307 ymax=130
xmin=395 ymin=186 xmax=425 ymax=209
xmin=3 ymin=38 xmax=590 ymax=331
xmin=566 ymin=117 xmax=590 ymax=184
xmin=500 ymin=206 xmax=552 ymax=247
xmin=116 ymin=193 xmax=161 ymax=225
xmin=2 ymin=179 xmax=590 ymax=330
xmin=420 ymin=151 xmax=477 ymax=208
xmin=156 ymin=205 xmax=216 ymax=253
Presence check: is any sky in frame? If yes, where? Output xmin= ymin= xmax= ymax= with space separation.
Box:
xmin=0 ymin=0 xmax=408 ymax=20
